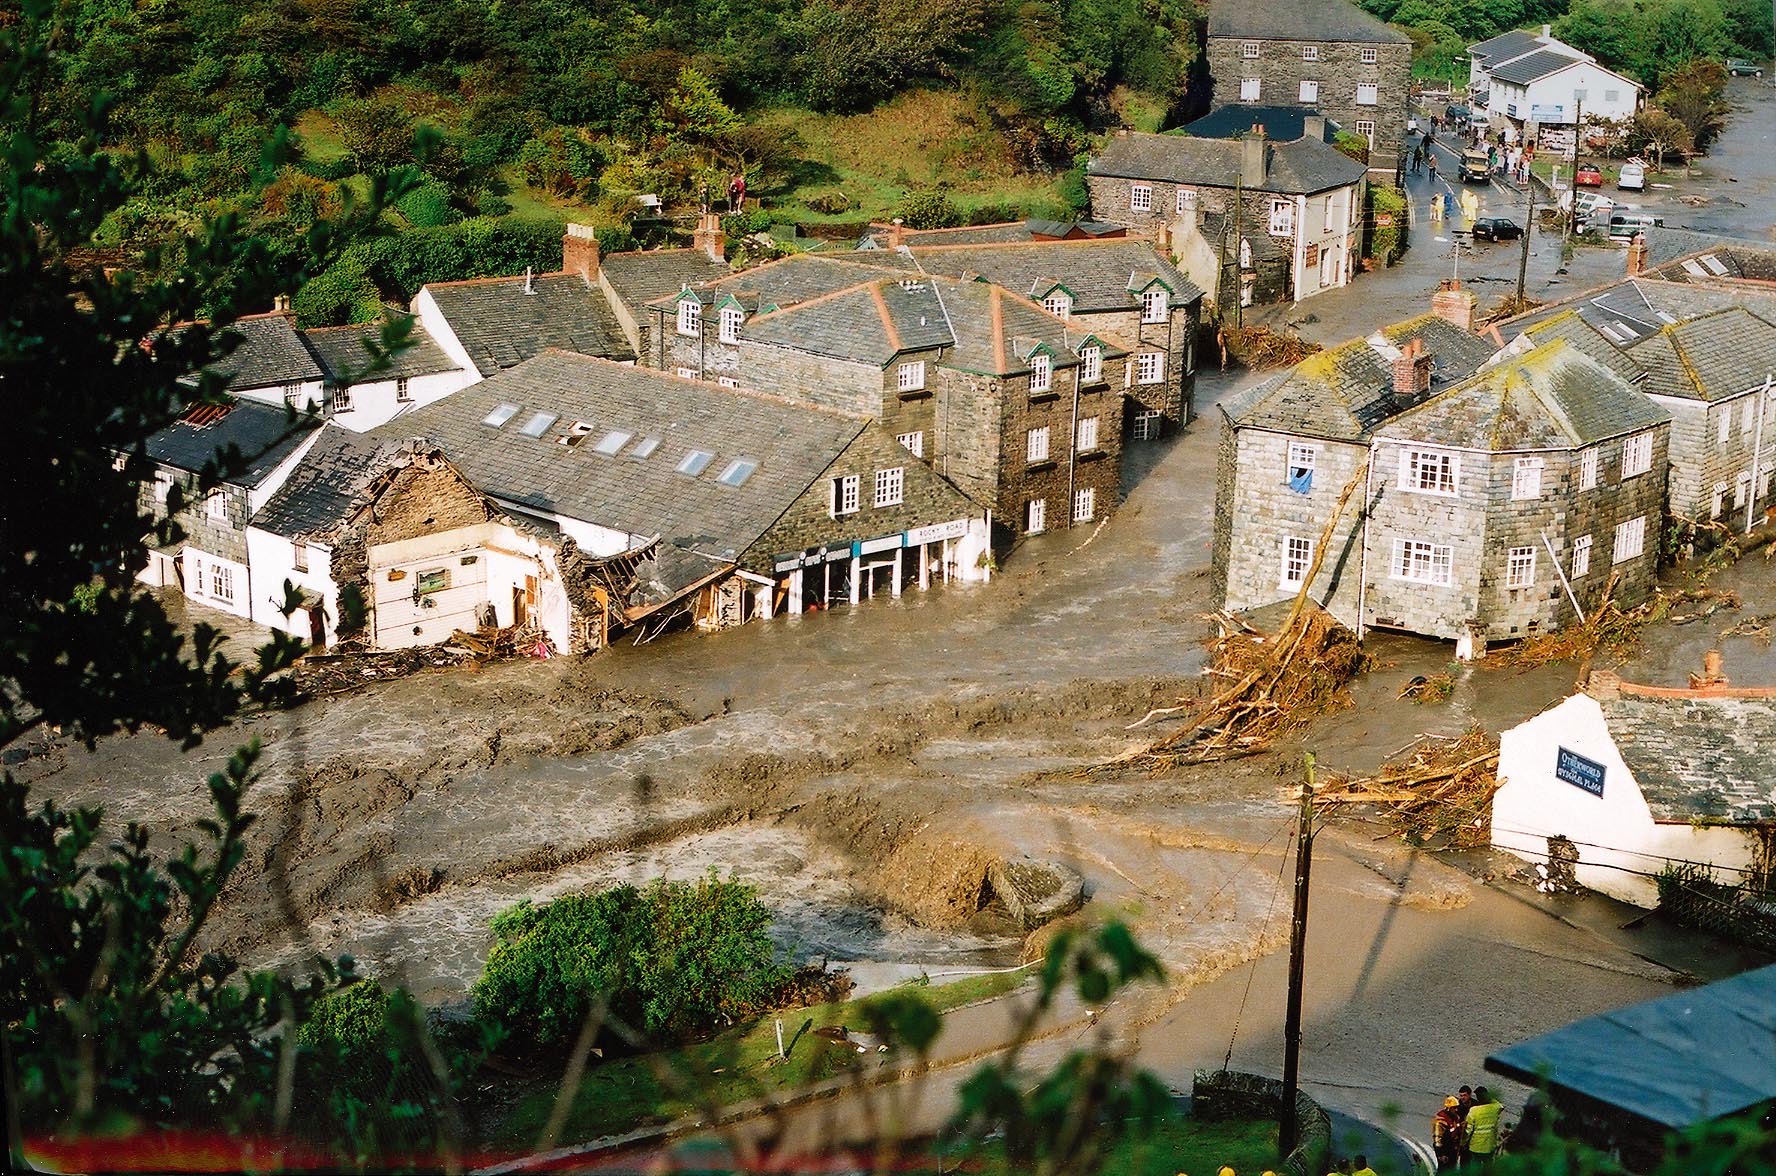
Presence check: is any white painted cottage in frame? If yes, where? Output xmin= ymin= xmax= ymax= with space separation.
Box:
xmin=1493 ymin=661 xmax=1776 ymax=907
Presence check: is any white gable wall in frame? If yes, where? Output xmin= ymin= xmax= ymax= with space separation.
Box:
xmin=329 ymin=367 xmax=476 ymax=432
xmin=412 ymin=288 xmax=482 ymax=385
xmin=1494 ymin=693 xmax=1759 ymax=906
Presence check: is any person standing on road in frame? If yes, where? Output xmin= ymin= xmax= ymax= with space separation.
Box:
xmin=1433 ymin=1097 xmax=1465 ymax=1171
xmin=1456 ymin=1084 xmax=1475 ymax=1120
xmin=1464 ymin=1087 xmax=1504 ymax=1169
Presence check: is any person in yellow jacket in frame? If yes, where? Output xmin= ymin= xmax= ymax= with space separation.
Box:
xmin=1464 ymin=1086 xmax=1504 ymax=1167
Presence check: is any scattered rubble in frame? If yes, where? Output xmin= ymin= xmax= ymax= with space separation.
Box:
xmin=292 ymin=623 xmax=556 ymax=698
xmin=1220 ymin=324 xmax=1323 ymax=369
xmin=1318 ymin=729 xmax=1501 ymax=848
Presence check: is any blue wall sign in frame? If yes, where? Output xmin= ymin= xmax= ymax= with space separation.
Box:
xmin=1555 ymin=747 xmax=1606 ymax=797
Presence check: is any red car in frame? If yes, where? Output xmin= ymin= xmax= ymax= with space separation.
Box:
xmin=1575 ymin=163 xmax=1604 ymax=187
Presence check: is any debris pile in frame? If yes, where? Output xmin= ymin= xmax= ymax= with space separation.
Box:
xmin=1504 ymin=571 xmax=1741 ymax=668
xmin=1221 ymin=324 xmax=1323 ymax=369
xmin=1318 ymin=729 xmax=1501 ymax=847
xmin=293 ymin=623 xmax=556 ymax=698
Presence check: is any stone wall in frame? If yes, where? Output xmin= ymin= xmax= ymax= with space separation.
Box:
xmin=1204 ymin=35 xmax=1411 ymax=177
xmin=745 ymin=422 xmax=983 ymax=571
xmin=1664 ymin=392 xmax=1776 ymax=526
xmin=357 ymin=461 xmax=494 ymax=549
xmin=1075 ymin=304 xmax=1199 ymax=427
xmin=143 ymin=468 xmax=249 ymax=563
xmin=992 ymin=362 xmax=1126 ymax=535
xmin=1192 ymin=1070 xmax=1331 ymax=1176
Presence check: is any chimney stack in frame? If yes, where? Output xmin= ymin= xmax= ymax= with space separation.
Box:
xmin=887 ymin=217 xmax=907 ymax=249
xmin=1626 ymin=233 xmax=1649 ymax=276
xmin=1688 ymin=649 xmax=1730 ymax=691
xmin=1540 ymin=23 xmax=1551 ymax=37
xmin=1390 ymin=337 xmax=1434 ymax=403
xmin=1431 ymin=278 xmax=1477 ymax=332
xmin=1242 ymin=127 xmax=1268 ymax=189
xmin=1303 ymin=114 xmax=1327 ymax=142
xmin=1585 ymin=669 xmax=1621 ymax=701
xmin=563 ymin=223 xmax=600 ymax=286
xmin=272 ymin=292 xmax=292 ymax=313
xmin=693 ymin=213 xmax=726 ymax=264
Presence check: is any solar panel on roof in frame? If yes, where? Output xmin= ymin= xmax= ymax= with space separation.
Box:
xmin=482 ymin=403 xmax=520 ymax=427
xmin=518 ymin=411 xmax=558 ymax=438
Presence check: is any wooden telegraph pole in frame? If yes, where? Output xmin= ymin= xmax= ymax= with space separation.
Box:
xmin=1516 ymin=176 xmax=1537 ymax=306
xmin=1279 ymin=753 xmax=1317 ymax=1155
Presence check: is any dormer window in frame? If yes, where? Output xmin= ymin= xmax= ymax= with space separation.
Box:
xmin=1141 ymin=287 xmax=1167 ymax=323
xmin=1043 ymin=292 xmax=1071 ymax=320
xmin=677 ymin=298 xmax=701 ymax=336
xmin=1080 ymin=344 xmax=1102 ymax=383
xmin=1030 ymin=353 xmax=1052 ymax=394
xmin=719 ymin=305 xmax=744 ymax=344
xmin=897 ymin=360 xmax=926 ymax=392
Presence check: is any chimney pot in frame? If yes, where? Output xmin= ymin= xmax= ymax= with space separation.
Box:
xmin=887 ymin=217 xmax=907 ymax=249
xmin=1689 ymin=648 xmax=1730 ymax=691
xmin=1431 ymin=277 xmax=1477 ymax=332
xmin=563 ymin=223 xmax=601 ymax=285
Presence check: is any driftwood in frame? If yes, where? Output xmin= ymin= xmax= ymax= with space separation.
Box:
xmin=1107 ymin=463 xmax=1372 ymax=768
xmin=292 ymin=622 xmax=554 ymax=698
xmin=1318 ymin=729 xmax=1501 ymax=847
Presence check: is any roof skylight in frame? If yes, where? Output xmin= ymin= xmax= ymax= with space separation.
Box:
xmin=631 ymin=436 xmax=661 ymax=459
xmin=593 ymin=430 xmax=633 ymax=456
xmin=518 ymin=411 xmax=559 ymax=438
xmin=716 ymin=459 xmax=758 ymax=487
xmin=482 ymin=403 xmax=521 ymax=428
xmin=677 ymin=449 xmax=715 ymax=477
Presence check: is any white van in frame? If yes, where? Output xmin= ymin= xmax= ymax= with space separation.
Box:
xmin=1607 ymin=212 xmax=1663 ymax=243
xmin=1617 ymin=161 xmax=1647 ymax=191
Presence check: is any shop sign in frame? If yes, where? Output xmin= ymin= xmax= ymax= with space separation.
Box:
xmin=858 ymin=534 xmax=903 ymax=556
xmin=905 ymin=518 xmax=970 ymax=546
xmin=1555 ymin=747 xmax=1606 ymax=797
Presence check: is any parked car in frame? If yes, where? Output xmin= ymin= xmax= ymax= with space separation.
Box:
xmin=1445 ymin=104 xmax=1472 ymax=126
xmin=1617 ymin=161 xmax=1647 ymax=190
xmin=1606 ymin=211 xmax=1664 ymax=243
xmin=1575 ymin=163 xmax=1604 ymax=187
xmin=1472 ymin=217 xmax=1523 ymax=242
xmin=1728 ymin=58 xmax=1765 ymax=77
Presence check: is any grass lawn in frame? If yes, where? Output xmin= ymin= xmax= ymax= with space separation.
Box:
xmin=953 ymin=1113 xmax=1282 ymax=1176
xmin=489 ymin=967 xmax=1034 ymax=1150
xmin=292 ymin=110 xmax=349 ymax=166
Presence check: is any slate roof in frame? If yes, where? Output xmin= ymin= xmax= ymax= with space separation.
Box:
xmin=1501 ymin=275 xmax=1776 ymax=352
xmin=1223 ymin=313 xmax=1497 ymax=442
xmin=1182 ymin=105 xmax=1340 ymax=143
xmin=301 ymin=319 xmax=460 ymax=384
xmin=145 ymin=399 xmax=321 ymax=487
xmin=251 ymin=426 xmax=390 ymax=539
xmin=1468 ymin=29 xmax=1545 ymax=64
xmin=367 ymin=351 xmax=869 ymax=581
xmin=1515 ymin=311 xmax=1646 ymax=384
xmin=1379 ymin=339 xmax=1667 ymax=451
xmin=421 ymin=272 xmax=634 ymax=376
xmin=194 ymin=313 xmax=324 ymax=390
xmin=1487 ymin=49 xmax=1585 ymax=86
xmin=1647 ymin=241 xmax=1776 ymax=284
xmin=1601 ymin=695 xmax=1776 ymax=821
xmin=876 ymin=239 xmax=1204 ymax=311
xmin=1641 ymin=225 xmax=1760 ymax=267
xmin=1089 ymin=132 xmax=1367 ymax=195
xmin=1625 ymin=308 xmax=1776 ymax=402
xmin=855 ymin=219 xmax=1127 ymax=249
xmin=657 ymin=254 xmax=902 ymax=315
xmin=597 ymin=248 xmax=730 ymax=315
xmin=1206 ymin=0 xmax=1408 ymax=44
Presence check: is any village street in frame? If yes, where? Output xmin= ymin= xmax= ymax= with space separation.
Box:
xmin=25 ymin=89 xmax=1776 ymax=1169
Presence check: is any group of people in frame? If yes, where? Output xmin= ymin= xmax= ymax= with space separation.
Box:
xmin=1412 ymin=120 xmax=1537 ymax=186
xmin=1431 ymin=1084 xmax=1505 ymax=1170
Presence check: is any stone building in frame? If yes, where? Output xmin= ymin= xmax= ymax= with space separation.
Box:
xmin=376 ymin=350 xmax=991 ymax=627
xmin=831 ymin=235 xmax=1203 ymax=430
xmin=645 ymin=256 xmax=1144 ymax=540
xmin=1213 ymin=288 xmax=1672 ymax=654
xmin=1203 ymin=0 xmax=1411 ymax=179
xmin=1086 ymin=127 xmax=1366 ymax=307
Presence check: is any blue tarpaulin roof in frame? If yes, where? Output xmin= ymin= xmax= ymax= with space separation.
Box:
xmin=1485 ymin=964 xmax=1776 ymax=1129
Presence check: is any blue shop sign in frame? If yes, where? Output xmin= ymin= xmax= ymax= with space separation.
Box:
xmin=1555 ymin=747 xmax=1606 ymax=797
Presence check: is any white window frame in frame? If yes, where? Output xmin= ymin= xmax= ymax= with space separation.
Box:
xmin=1280 ymin=535 xmax=1314 ymax=589
xmin=1242 ymin=41 xmax=1260 ymax=58
xmin=897 ymin=360 xmax=927 ymax=392
xmin=1299 ymin=80 xmax=1319 ymax=104
xmin=292 ymin=541 xmax=309 ymax=574
xmin=1399 ymin=448 xmax=1459 ymax=496
xmin=1135 ymin=352 xmax=1164 ymax=384
xmin=395 ymin=376 xmax=412 ymax=403
xmin=1043 ymin=292 xmax=1071 ymax=320
xmin=1240 ymin=77 xmax=1262 ymax=101
xmin=717 ymin=376 xmax=739 ymax=388
xmin=1735 ymin=470 xmax=1752 ymax=508
xmin=209 ymin=562 xmax=234 ymax=603
xmin=719 ymin=305 xmax=744 ymax=344
xmin=873 ymin=466 xmax=904 ymax=508
xmin=1571 ymin=535 xmax=1592 ymax=578
xmin=1354 ymin=119 xmax=1376 ymax=146
xmin=1268 ymin=199 xmax=1295 ymax=237
xmin=1080 ymin=344 xmax=1103 ymax=383
xmin=1360 ymin=46 xmax=1379 ymax=64
xmin=1512 ymin=456 xmax=1544 ymax=500
xmin=675 ymin=366 xmax=697 ymax=379
xmin=1130 ymin=183 xmax=1153 ymax=212
xmin=152 ymin=471 xmax=173 ymax=504
xmin=676 ymin=298 xmax=701 ymax=336
xmin=1287 ymin=442 xmax=1317 ymax=492
xmin=1302 ymin=45 xmax=1320 ymax=61
xmin=1719 ymin=409 xmax=1732 ymax=446
xmin=1356 ymin=83 xmax=1379 ymax=106
xmin=1176 ymin=188 xmax=1196 ymax=214
xmin=1392 ymin=538 xmax=1454 ymax=585
xmin=1030 ymin=353 xmax=1053 ymax=394
xmin=897 ymin=431 xmax=925 ymax=458
xmin=1076 ymin=415 xmax=1099 ymax=453
xmin=1712 ymin=480 xmax=1729 ymax=518
xmin=1027 ymin=498 xmax=1047 ymax=534
xmin=1324 ymin=194 xmax=1337 ymax=233
xmin=1622 ymin=432 xmax=1652 ymax=478
xmin=1579 ymin=448 xmax=1598 ymax=490
xmin=1614 ymin=515 xmax=1647 ymax=562
xmin=831 ymin=474 xmax=860 ymax=517
xmin=1072 ymin=487 xmax=1096 ymax=523
xmin=1027 ymin=425 xmax=1051 ymax=463
xmin=1506 ymin=546 xmax=1537 ymax=589
xmin=205 ymin=490 xmax=228 ymax=522
xmin=1132 ymin=409 xmax=1161 ymax=440
xmin=1141 ymin=287 xmax=1167 ymax=323
xmin=1742 ymin=397 xmax=1756 ymax=435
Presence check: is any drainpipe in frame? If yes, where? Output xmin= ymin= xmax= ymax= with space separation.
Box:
xmin=1066 ymin=361 xmax=1081 ymax=528
xmin=1747 ymin=373 xmax=1770 ymax=534
xmin=1355 ymin=436 xmax=1378 ymax=642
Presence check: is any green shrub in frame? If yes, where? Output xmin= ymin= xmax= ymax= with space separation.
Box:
xmin=1365 ymin=185 xmax=1408 ymax=266
xmin=1057 ymin=164 xmax=1090 ymax=213
xmin=897 ymin=188 xmax=963 ymax=229
xmin=472 ymin=876 xmax=789 ymax=1054
xmin=396 ymin=180 xmax=461 ymax=227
